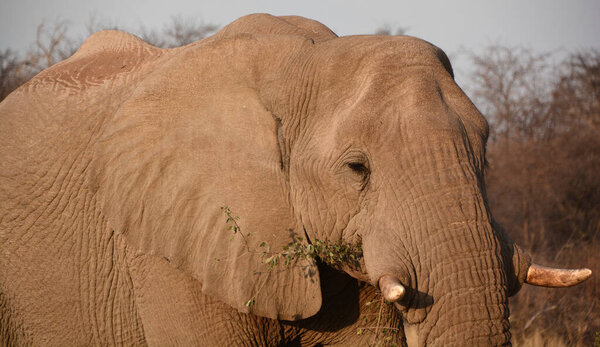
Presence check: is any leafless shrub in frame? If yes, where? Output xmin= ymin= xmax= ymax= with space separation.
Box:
xmin=466 ymin=46 xmax=556 ymax=141
xmin=27 ymin=20 xmax=77 ymax=71
xmin=0 ymin=49 xmax=26 ymax=100
xmin=375 ymin=25 xmax=408 ymax=36
xmin=85 ymin=14 xmax=123 ymax=35
xmin=551 ymin=51 xmax=600 ymax=136
xmin=138 ymin=15 xmax=218 ymax=48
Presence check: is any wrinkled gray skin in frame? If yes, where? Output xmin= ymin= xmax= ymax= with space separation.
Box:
xmin=1 ymin=14 xmax=531 ymax=346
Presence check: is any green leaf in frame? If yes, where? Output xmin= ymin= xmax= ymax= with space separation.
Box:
xmin=244 ymin=298 xmax=255 ymax=307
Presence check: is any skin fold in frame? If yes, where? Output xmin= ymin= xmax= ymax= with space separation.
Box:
xmin=0 ymin=13 xmax=586 ymax=346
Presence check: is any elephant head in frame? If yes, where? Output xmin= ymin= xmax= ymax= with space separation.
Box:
xmin=82 ymin=14 xmax=591 ymax=345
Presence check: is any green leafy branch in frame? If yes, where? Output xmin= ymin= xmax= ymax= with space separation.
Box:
xmin=220 ymin=206 xmax=363 ymax=271
xmin=221 ymin=206 xmax=252 ymax=252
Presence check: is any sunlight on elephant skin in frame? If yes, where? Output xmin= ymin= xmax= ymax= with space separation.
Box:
xmin=0 ymin=13 xmax=591 ymax=346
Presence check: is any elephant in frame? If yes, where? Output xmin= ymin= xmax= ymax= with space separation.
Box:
xmin=0 ymin=13 xmax=592 ymax=346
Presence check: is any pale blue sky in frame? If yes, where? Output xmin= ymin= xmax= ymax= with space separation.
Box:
xmin=1 ymin=0 xmax=599 ymax=83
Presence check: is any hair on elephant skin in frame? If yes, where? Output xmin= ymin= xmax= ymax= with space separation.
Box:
xmin=0 ymin=13 xmax=592 ymax=346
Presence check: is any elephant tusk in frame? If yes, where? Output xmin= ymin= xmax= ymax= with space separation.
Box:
xmin=378 ymin=275 xmax=406 ymax=302
xmin=525 ymin=263 xmax=592 ymax=288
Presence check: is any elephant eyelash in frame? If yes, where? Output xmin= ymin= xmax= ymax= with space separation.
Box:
xmin=347 ymin=162 xmax=369 ymax=176
xmin=338 ymin=150 xmax=371 ymax=189
xmin=347 ymin=162 xmax=371 ymax=190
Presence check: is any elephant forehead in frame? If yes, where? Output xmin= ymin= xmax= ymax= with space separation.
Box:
xmin=312 ymin=36 xmax=458 ymax=120
xmin=314 ymin=35 xmax=453 ymax=81
xmin=319 ymin=69 xmax=466 ymax=148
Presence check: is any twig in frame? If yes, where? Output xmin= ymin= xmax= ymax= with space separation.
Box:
xmin=523 ymin=305 xmax=557 ymax=331
xmin=372 ymin=295 xmax=385 ymax=346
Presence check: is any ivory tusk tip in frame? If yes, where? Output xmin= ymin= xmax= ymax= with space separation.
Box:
xmin=378 ymin=275 xmax=406 ymax=302
xmin=383 ymin=285 xmax=405 ymax=302
xmin=580 ymin=268 xmax=592 ymax=280
xmin=567 ymin=268 xmax=592 ymax=285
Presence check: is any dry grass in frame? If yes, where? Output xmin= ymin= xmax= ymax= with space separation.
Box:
xmin=513 ymin=330 xmax=569 ymax=347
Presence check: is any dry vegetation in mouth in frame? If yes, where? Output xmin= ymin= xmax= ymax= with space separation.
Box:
xmin=2 ymin=18 xmax=598 ymax=346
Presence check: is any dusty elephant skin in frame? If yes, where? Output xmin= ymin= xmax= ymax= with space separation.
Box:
xmin=0 ymin=14 xmax=592 ymax=346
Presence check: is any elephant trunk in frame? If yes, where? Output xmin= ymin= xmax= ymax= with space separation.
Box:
xmin=418 ymin=242 xmax=511 ymax=346
xmin=422 ymin=290 xmax=510 ymax=345
xmin=365 ymin=201 xmax=513 ymax=345
xmin=363 ymin=149 xmax=515 ymax=345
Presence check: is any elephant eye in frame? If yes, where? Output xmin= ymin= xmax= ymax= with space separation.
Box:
xmin=346 ymin=161 xmax=370 ymax=190
xmin=347 ymin=162 xmax=369 ymax=175
xmin=339 ymin=151 xmax=371 ymax=190
xmin=347 ymin=161 xmax=370 ymax=182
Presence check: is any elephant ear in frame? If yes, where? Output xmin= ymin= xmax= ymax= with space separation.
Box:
xmin=92 ymin=33 xmax=322 ymax=320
